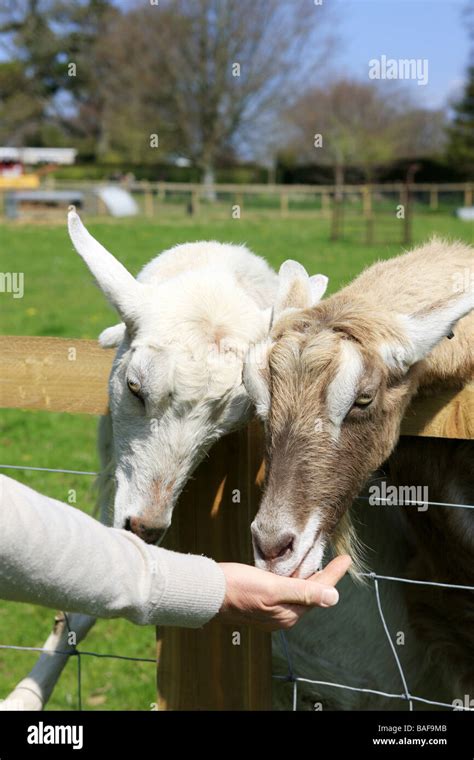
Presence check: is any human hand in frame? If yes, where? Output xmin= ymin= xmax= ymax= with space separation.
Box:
xmin=217 ymin=554 xmax=352 ymax=631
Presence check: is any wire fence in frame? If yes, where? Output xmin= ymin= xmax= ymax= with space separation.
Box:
xmin=1 ymin=463 xmax=473 ymax=712
xmin=277 ymin=570 xmax=474 ymax=712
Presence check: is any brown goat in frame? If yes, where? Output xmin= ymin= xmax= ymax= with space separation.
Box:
xmin=245 ymin=237 xmax=473 ymax=707
xmin=244 ymin=238 xmax=472 ymax=576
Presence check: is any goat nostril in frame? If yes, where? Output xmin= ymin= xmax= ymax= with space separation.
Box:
xmin=254 ymin=532 xmax=295 ymax=562
xmin=125 ymin=517 xmax=168 ymax=545
xmin=275 ymin=536 xmax=294 ymax=559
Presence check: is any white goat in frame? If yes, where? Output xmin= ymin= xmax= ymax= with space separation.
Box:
xmin=69 ymin=208 xmax=282 ymax=537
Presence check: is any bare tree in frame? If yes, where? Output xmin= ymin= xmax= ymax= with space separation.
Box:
xmin=129 ymin=0 xmax=335 ymax=192
xmin=284 ymin=79 xmax=446 ymax=185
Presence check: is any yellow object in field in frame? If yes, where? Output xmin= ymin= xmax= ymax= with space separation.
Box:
xmin=0 ymin=174 xmax=40 ymax=189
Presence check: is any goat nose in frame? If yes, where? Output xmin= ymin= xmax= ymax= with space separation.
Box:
xmin=252 ymin=527 xmax=295 ymax=563
xmin=124 ymin=517 xmax=167 ymax=545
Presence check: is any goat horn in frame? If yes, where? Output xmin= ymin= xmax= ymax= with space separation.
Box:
xmin=67 ymin=207 xmax=143 ymax=323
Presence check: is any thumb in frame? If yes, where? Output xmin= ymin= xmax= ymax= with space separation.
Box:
xmin=274 ymin=555 xmax=352 ymax=608
xmin=309 ymin=555 xmax=353 ymax=586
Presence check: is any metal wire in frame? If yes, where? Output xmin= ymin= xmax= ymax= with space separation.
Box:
xmin=360 ymin=572 xmax=474 ymax=592
xmin=0 ymin=644 xmax=156 ymax=664
xmin=373 ymin=576 xmax=413 ymax=711
xmin=1 ymin=463 xmax=473 ymax=712
xmin=0 ymin=464 xmax=98 ymax=476
xmin=277 ymin=569 xmax=474 ymax=712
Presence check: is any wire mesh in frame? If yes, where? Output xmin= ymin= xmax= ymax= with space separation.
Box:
xmin=1 ymin=463 xmax=473 ymax=712
xmin=276 ymin=569 xmax=474 ymax=711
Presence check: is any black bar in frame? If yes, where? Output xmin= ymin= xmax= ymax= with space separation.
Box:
xmin=0 ymin=710 xmax=472 ymax=757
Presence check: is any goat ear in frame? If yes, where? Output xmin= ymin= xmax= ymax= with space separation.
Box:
xmin=382 ymin=292 xmax=473 ymax=371
xmin=242 ymin=339 xmax=272 ymax=420
xmin=274 ymin=260 xmax=328 ymax=320
xmin=309 ymin=273 xmax=329 ymax=303
xmin=99 ymin=323 xmax=126 ymax=348
xmin=68 ymin=206 xmax=143 ymax=324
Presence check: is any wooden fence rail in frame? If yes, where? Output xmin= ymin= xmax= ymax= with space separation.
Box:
xmin=1 ymin=336 xmax=473 ymax=709
xmin=1 ymin=336 xmax=472 ymax=438
xmin=40 ymin=178 xmax=474 ymax=196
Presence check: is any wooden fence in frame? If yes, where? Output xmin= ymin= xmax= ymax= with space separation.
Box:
xmin=2 ymin=179 xmax=472 ymax=248
xmin=43 ymin=178 xmax=473 ymax=209
xmin=124 ymin=181 xmax=472 ymax=220
xmin=1 ymin=335 xmax=473 ymax=709
xmin=1 ymin=179 xmax=472 ymax=224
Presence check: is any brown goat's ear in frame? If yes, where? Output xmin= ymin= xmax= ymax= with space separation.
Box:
xmin=381 ymin=292 xmax=473 ymax=371
xmin=274 ymin=260 xmax=328 ymax=321
xmin=242 ymin=339 xmax=272 ymax=420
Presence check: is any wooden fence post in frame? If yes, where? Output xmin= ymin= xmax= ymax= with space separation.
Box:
xmin=401 ymin=185 xmax=412 ymax=246
xmin=156 ymin=419 xmax=273 ymax=710
xmin=280 ymin=191 xmax=288 ymax=218
xmin=144 ymin=183 xmax=154 ymax=218
xmin=465 ymin=183 xmax=473 ymax=207
xmin=321 ymin=191 xmax=330 ymax=218
xmin=330 ymin=193 xmax=343 ymax=241
xmin=363 ymin=185 xmax=374 ymax=245
xmin=97 ymin=196 xmax=107 ymax=216
xmin=235 ymin=192 xmax=244 ymax=216
xmin=191 ymin=188 xmax=200 ymax=215
xmin=430 ymin=185 xmax=439 ymax=210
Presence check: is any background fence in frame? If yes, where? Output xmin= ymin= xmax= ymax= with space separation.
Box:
xmin=1 ymin=180 xmax=472 ymax=246
xmin=0 ymin=336 xmax=473 ymax=710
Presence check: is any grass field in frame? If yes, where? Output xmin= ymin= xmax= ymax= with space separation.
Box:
xmin=0 ymin=209 xmax=472 ymax=710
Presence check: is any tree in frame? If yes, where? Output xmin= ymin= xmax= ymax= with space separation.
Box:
xmin=0 ymin=61 xmax=43 ymax=144
xmin=445 ymin=0 xmax=474 ymax=176
xmin=283 ymin=79 xmax=446 ymax=185
xmin=135 ymin=0 xmax=334 ymax=191
xmin=0 ymin=0 xmax=335 ymax=172
xmin=445 ymin=1 xmax=474 ymax=176
xmin=78 ymin=5 xmax=182 ymax=163
xmin=0 ymin=0 xmax=65 ymax=144
xmin=0 ymin=0 xmax=117 ymax=151
xmin=47 ymin=0 xmax=119 ymax=158
xmin=445 ymin=61 xmax=474 ymax=177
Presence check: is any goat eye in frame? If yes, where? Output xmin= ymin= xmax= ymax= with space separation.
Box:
xmin=127 ymin=378 xmax=142 ymax=398
xmin=353 ymin=395 xmax=374 ymax=408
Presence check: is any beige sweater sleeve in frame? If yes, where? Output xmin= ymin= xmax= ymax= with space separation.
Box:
xmin=0 ymin=475 xmax=226 ymax=628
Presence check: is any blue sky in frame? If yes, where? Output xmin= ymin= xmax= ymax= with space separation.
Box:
xmin=335 ymin=0 xmax=470 ymax=108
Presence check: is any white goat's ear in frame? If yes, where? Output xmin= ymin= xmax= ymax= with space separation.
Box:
xmin=99 ymin=323 xmax=126 ymax=348
xmin=309 ymin=274 xmax=329 ymax=304
xmin=274 ymin=260 xmax=328 ymax=320
xmin=242 ymin=339 xmax=272 ymax=420
xmin=382 ymin=292 xmax=473 ymax=371
xmin=67 ymin=206 xmax=143 ymax=324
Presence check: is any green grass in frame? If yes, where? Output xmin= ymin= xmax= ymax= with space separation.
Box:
xmin=0 ymin=209 xmax=472 ymax=710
